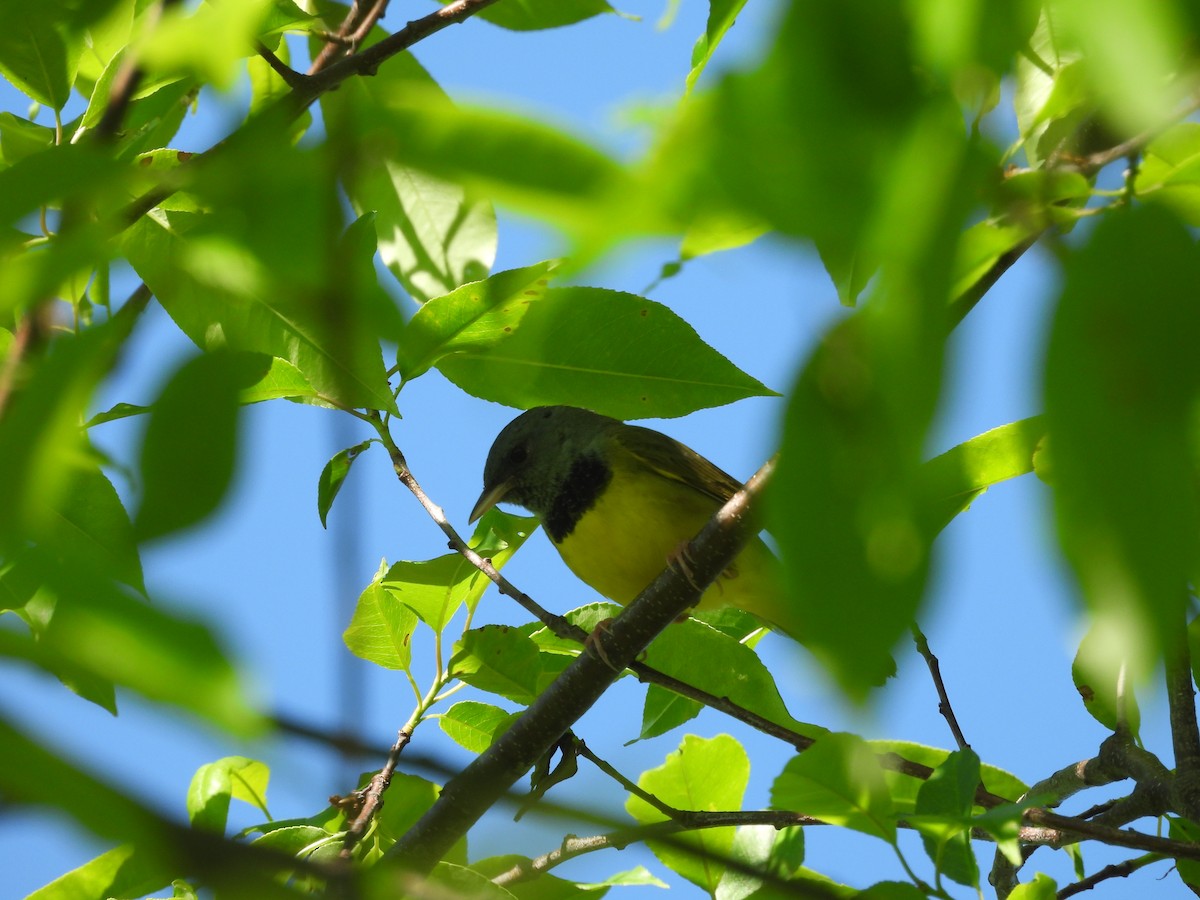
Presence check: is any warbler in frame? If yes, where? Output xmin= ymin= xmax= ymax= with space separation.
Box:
xmin=470 ymin=406 xmax=796 ymax=636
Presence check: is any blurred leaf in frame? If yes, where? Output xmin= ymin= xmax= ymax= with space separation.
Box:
xmin=438 ymin=285 xmax=776 ymax=419
xmin=318 ymin=440 xmax=372 ymax=528
xmin=771 ymin=733 xmax=896 ymax=842
xmin=135 ymin=352 xmax=248 ymax=541
xmin=372 ymin=771 xmax=442 ymax=849
xmin=1052 ymin=0 xmax=1187 ymax=136
xmin=870 ymin=739 xmax=1026 ymax=813
xmin=318 ymin=21 xmax=496 ymax=303
xmin=44 ymin=462 xmax=145 ymax=593
xmin=0 ymin=314 xmax=129 ymax=548
xmin=396 ymin=261 xmax=557 ymax=381
xmin=188 ymin=757 xmax=270 ymax=833
xmin=1045 ymin=206 xmax=1200 ymax=669
xmin=123 ymin=203 xmax=396 ymax=412
xmin=704 ymin=0 xmax=921 ymax=255
xmin=627 ymin=734 xmax=749 ymax=893
xmin=714 ymin=823 xmax=804 ymax=900
xmin=38 ymin=565 xmax=259 ymax=732
xmin=450 ymin=625 xmax=543 ymax=704
xmin=343 ymin=562 xmax=420 ymax=671
xmin=1136 ymin=123 xmax=1200 ymax=225
xmin=334 ymin=85 xmax=655 ymax=250
xmin=139 ymin=0 xmax=273 ymax=89
xmin=25 ymin=844 xmax=172 ymax=900
xmin=639 ymin=619 xmax=826 ymax=741
xmin=88 ymin=357 xmax=320 ymax=429
xmin=0 ymin=112 xmax=54 ymax=166
xmin=439 ymin=701 xmax=519 ymax=753
xmin=917 ymin=416 xmax=1045 ymax=533
xmin=1072 ymin=621 xmax=1141 ymax=733
xmin=0 ymin=0 xmax=82 ymax=108
xmin=769 ymin=106 xmax=974 ymax=697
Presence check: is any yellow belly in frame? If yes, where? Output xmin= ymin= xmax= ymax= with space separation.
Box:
xmin=550 ymin=467 xmax=788 ymax=626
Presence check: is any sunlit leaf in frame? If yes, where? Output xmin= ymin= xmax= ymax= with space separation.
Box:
xmin=439 ymin=701 xmax=519 ymax=753
xmin=438 ymin=286 xmax=776 ymax=419
xmin=627 ymin=734 xmax=749 ymax=893
xmin=771 ymin=733 xmax=896 ymax=842
xmin=188 ymin=757 xmax=270 ymax=833
xmin=318 ymin=440 xmax=372 ymax=528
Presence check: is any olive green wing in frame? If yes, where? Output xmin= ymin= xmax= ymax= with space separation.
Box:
xmin=612 ymin=424 xmax=743 ymax=504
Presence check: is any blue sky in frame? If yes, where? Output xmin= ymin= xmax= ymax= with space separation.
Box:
xmin=1 ymin=2 xmax=1184 ymax=896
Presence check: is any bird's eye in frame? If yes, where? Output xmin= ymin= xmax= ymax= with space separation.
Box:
xmin=509 ymin=444 xmax=528 ymax=466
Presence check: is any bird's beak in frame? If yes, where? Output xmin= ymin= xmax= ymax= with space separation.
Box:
xmin=469 ymin=480 xmax=511 ymax=524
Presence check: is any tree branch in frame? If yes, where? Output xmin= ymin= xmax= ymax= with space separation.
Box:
xmin=383 ymin=458 xmax=776 ymax=873
xmin=911 ymin=623 xmax=970 ymax=750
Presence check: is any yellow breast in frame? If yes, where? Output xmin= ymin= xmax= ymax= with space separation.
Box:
xmin=550 ymin=461 xmax=788 ymax=625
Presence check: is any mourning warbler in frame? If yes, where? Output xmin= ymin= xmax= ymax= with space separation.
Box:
xmin=470 ymin=406 xmax=797 ymax=637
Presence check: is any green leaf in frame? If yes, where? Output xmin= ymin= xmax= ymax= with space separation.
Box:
xmin=334 ymin=85 xmax=650 ymax=249
xmin=439 ymin=701 xmax=520 ymax=753
xmin=771 ymin=733 xmax=896 ymax=842
xmin=43 ymin=462 xmax=145 ymax=593
xmin=686 ymin=0 xmax=749 ymax=93
xmin=1008 ymin=873 xmax=1057 ymax=900
xmin=361 ymin=510 xmax=536 ymax=637
xmin=770 ymin=116 xmax=971 ymax=695
xmin=627 ymin=734 xmax=749 ymax=894
xmin=318 ymin=440 xmax=372 ymax=528
xmin=0 ymin=0 xmax=82 ymax=108
xmin=638 ymin=684 xmax=702 ymax=741
xmin=121 ymin=148 xmax=397 ymax=413
xmin=343 ymin=563 xmax=420 ymax=671
xmin=318 ymin=24 xmax=497 ymax=304
xmin=0 ymin=314 xmax=128 ymax=548
xmin=438 ymin=286 xmax=776 ymax=419
xmin=0 ymin=555 xmax=261 ymax=733
xmin=135 ymin=352 xmax=246 ymax=541
xmin=917 ymin=416 xmax=1046 ymax=533
xmin=0 ymin=112 xmax=54 ymax=166
xmin=26 ymin=844 xmax=172 ymax=900
xmin=913 ymin=749 xmax=981 ymax=887
xmin=1170 ymin=817 xmax=1200 ymax=890
xmin=187 ymin=756 xmax=270 ymax=833
xmin=139 ymin=0 xmax=273 ymax=90
xmin=372 ymin=772 xmax=442 ymax=848
xmin=1136 ymin=123 xmax=1200 ymax=225
xmin=396 ymin=261 xmax=558 ymax=381
xmin=450 ymin=625 xmax=544 ymax=704
xmin=714 ymin=824 xmax=804 ymax=900
xmin=869 ymin=740 xmax=1027 ymax=813
xmin=465 ymin=0 xmax=616 ymax=31
xmin=1072 ymin=621 xmax=1141 ymax=733
xmin=1045 ymin=206 xmax=1200 ymax=670
xmin=639 ymin=619 xmax=827 ymax=741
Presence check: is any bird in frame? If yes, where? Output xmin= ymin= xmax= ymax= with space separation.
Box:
xmin=469 ymin=405 xmax=797 ymax=638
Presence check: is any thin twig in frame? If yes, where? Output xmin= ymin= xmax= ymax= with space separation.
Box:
xmin=574 ymin=737 xmax=682 ymax=820
xmin=254 ymin=42 xmax=308 ymax=90
xmin=308 ymin=0 xmax=391 ymax=75
xmin=911 ymin=623 xmax=970 ymax=750
xmin=337 ymin=725 xmax=414 ymax=859
xmin=1056 ymin=854 xmax=1165 ymax=899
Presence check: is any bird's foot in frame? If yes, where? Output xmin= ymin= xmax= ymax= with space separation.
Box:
xmin=584 ymin=617 xmax=621 ymax=671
